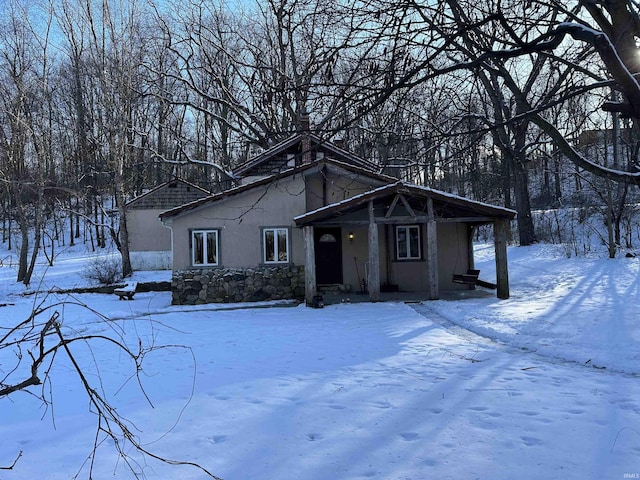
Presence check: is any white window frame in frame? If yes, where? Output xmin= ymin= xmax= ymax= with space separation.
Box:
xmin=191 ymin=229 xmax=220 ymax=266
xmin=262 ymin=227 xmax=290 ymax=264
xmin=396 ymin=225 xmax=421 ymax=260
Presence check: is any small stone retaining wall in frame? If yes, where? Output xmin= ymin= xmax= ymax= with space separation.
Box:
xmin=171 ymin=265 xmax=305 ymax=305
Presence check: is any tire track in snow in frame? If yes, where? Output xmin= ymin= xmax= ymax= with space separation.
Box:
xmin=410 ymin=302 xmax=640 ymax=378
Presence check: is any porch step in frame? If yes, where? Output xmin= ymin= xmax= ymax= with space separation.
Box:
xmin=317 ymin=284 xmax=352 ymax=296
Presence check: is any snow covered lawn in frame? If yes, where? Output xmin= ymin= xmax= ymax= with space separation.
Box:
xmin=1 ymin=244 xmax=640 ymax=479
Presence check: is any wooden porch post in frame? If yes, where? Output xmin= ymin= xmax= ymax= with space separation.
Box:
xmin=466 ymin=224 xmax=476 ymax=291
xmin=426 ymin=197 xmax=439 ymax=300
xmin=467 ymin=224 xmax=476 ymax=271
xmin=494 ymin=219 xmax=510 ymax=299
xmin=303 ymin=226 xmax=317 ymax=305
xmin=368 ymin=201 xmax=380 ymax=301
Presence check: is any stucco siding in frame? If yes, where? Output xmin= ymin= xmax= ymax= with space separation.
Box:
xmin=385 ymin=222 xmax=469 ymax=292
xmin=437 ymin=223 xmax=470 ymax=290
xmin=171 ymin=176 xmax=307 ymax=271
xmin=305 ymin=171 xmax=384 ymax=212
xmin=127 ymin=209 xmax=171 ymax=252
xmin=340 ymin=225 xmax=383 ymax=292
xmin=325 ymin=172 xmax=378 ymax=204
xmin=305 ymin=174 xmax=324 ymax=212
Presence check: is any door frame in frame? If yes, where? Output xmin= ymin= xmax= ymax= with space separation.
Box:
xmin=314 ymin=227 xmax=343 ymax=284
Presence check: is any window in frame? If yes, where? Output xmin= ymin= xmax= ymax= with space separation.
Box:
xmin=319 ymin=233 xmax=336 ymax=242
xmin=191 ymin=229 xmax=219 ymax=266
xmin=263 ymin=227 xmax=289 ymax=263
xmin=396 ymin=225 xmax=421 ymax=260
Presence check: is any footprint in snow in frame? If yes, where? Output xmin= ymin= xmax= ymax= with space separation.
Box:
xmin=468 ymin=406 xmax=489 ymax=412
xmin=399 ymin=432 xmax=420 ymax=441
xmin=521 ymin=436 xmax=543 ymax=447
xmin=619 ymin=402 xmax=640 ymax=413
xmin=208 ymin=435 xmax=227 ymax=444
xmin=306 ymin=433 xmax=322 ymax=441
xmin=567 ymin=409 xmax=585 ymax=415
xmin=519 ymin=411 xmax=540 ymax=416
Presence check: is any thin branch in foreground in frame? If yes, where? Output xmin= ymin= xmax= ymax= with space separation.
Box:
xmin=0 ymin=450 xmax=23 ymax=470
xmin=53 ymin=318 xmax=221 ymax=479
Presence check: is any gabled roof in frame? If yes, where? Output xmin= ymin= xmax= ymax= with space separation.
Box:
xmin=126 ymin=178 xmax=210 ymax=210
xmin=232 ymin=133 xmax=378 ymax=177
xmin=294 ymin=181 xmax=516 ymax=226
xmin=159 ymin=158 xmax=397 ymax=221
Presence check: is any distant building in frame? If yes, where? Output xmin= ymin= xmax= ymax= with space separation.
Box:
xmin=126 ymin=178 xmax=210 ymax=270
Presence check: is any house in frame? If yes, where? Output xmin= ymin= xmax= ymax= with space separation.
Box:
xmin=126 ymin=178 xmax=210 ymax=270
xmin=159 ymin=133 xmax=516 ymax=305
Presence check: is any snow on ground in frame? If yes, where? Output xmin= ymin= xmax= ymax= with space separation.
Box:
xmin=1 ymin=243 xmax=640 ymax=479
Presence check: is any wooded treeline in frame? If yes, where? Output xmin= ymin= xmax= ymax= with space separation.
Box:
xmin=2 ymin=0 xmax=640 ymax=284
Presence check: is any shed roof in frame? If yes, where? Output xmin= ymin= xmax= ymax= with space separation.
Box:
xmin=126 ymin=178 xmax=211 ymax=210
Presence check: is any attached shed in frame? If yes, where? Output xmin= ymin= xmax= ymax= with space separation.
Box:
xmin=294 ymin=181 xmax=516 ymax=304
xmin=126 ymin=178 xmax=210 ymax=270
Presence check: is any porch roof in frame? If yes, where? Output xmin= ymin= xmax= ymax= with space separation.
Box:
xmin=294 ymin=181 xmax=516 ymax=226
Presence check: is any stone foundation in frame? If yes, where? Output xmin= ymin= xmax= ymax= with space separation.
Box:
xmin=171 ymin=265 xmax=305 ymax=305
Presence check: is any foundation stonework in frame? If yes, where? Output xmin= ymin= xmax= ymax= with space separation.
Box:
xmin=171 ymin=265 xmax=305 ymax=305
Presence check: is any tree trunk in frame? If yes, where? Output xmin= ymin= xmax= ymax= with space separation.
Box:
xmin=512 ymin=154 xmax=537 ymax=246
xmin=24 ymin=217 xmax=42 ymax=285
xmin=606 ymin=184 xmax=616 ymax=258
xmin=118 ymin=202 xmax=133 ymax=278
xmin=554 ymin=155 xmax=562 ymax=202
xmin=16 ymin=219 xmax=29 ymax=283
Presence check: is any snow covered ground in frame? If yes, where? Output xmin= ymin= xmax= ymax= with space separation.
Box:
xmin=1 ymin=243 xmax=640 ymax=479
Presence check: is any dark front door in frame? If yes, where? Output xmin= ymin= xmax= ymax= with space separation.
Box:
xmin=314 ymin=227 xmax=343 ymax=284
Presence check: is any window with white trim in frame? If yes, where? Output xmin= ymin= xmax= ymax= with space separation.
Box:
xmin=263 ymin=227 xmax=289 ymax=263
xmin=396 ymin=225 xmax=421 ymax=260
xmin=191 ymin=229 xmax=219 ymax=266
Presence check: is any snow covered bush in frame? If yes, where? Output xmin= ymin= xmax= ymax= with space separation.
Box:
xmin=84 ymin=255 xmax=123 ymax=285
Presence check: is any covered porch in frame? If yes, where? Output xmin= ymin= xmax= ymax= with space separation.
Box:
xmin=294 ymin=182 xmax=516 ymax=305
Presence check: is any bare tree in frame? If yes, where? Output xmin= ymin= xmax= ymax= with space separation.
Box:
xmin=362 ymin=1 xmax=640 ymax=182
xmin=151 ymin=0 xmax=403 ymax=168
xmin=0 ymin=1 xmax=60 ymax=284
xmin=55 ymin=0 xmax=158 ymax=277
